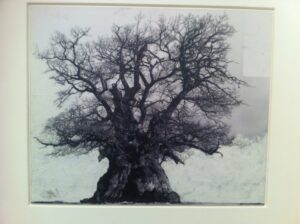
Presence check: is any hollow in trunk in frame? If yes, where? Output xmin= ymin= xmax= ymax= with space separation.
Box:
xmin=81 ymin=153 xmax=180 ymax=204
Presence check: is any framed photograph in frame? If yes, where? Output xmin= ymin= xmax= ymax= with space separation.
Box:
xmin=28 ymin=4 xmax=272 ymax=206
xmin=1 ymin=0 xmax=300 ymax=223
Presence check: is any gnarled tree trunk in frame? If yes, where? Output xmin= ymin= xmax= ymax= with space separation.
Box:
xmin=81 ymin=153 xmax=180 ymax=204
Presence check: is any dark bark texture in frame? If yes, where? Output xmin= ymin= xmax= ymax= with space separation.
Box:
xmin=81 ymin=154 xmax=180 ymax=203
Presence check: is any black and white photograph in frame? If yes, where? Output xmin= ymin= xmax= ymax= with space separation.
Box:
xmin=29 ymin=5 xmax=272 ymax=205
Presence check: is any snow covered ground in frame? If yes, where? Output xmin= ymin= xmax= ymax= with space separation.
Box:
xmin=30 ymin=134 xmax=268 ymax=204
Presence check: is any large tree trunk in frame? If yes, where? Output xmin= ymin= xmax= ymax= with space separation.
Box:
xmin=81 ymin=153 xmax=180 ymax=204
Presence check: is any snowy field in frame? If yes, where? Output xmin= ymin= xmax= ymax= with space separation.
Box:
xmin=30 ymin=134 xmax=268 ymax=204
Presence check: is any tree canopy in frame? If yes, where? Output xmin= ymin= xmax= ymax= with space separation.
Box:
xmin=38 ymin=14 xmax=245 ymax=165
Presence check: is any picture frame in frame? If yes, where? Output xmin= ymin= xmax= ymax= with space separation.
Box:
xmin=1 ymin=0 xmax=300 ymax=223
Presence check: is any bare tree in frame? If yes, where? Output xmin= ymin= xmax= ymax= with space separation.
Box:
xmin=37 ymin=13 xmax=246 ymax=203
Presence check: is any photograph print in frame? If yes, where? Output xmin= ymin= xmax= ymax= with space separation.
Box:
xmin=29 ymin=5 xmax=272 ymax=205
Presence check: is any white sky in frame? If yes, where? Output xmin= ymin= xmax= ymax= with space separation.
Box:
xmin=29 ymin=5 xmax=273 ymax=139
